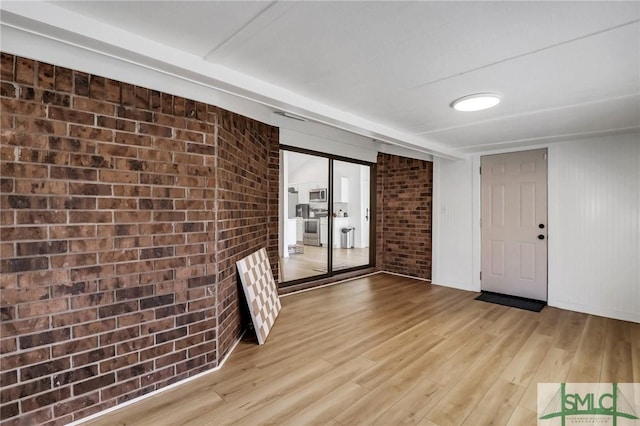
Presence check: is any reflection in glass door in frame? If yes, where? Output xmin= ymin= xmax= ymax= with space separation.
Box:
xmin=332 ymin=161 xmax=370 ymax=272
xmin=279 ymin=151 xmax=329 ymax=282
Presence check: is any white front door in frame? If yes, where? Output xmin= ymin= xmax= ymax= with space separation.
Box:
xmin=481 ymin=149 xmax=548 ymax=301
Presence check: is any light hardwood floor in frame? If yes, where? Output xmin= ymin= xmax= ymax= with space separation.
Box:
xmin=87 ymin=273 xmax=640 ymax=426
xmin=279 ymin=245 xmax=370 ymax=282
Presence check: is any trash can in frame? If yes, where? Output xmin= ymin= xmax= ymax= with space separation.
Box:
xmin=341 ymin=227 xmax=355 ymax=249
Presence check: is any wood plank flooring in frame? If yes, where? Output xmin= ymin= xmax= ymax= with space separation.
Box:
xmin=86 ymin=273 xmax=639 ymax=426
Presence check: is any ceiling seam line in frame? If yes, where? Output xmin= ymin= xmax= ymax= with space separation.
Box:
xmin=201 ymin=0 xmax=279 ymax=61
xmin=459 ymin=127 xmax=640 ymax=152
xmin=2 ymin=20 xmax=461 ymax=160
xmin=407 ymin=18 xmax=640 ymax=91
xmin=413 ymin=92 xmax=640 ymax=136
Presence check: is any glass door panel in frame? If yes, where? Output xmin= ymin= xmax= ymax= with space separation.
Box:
xmin=279 ymin=151 xmax=329 ymax=282
xmin=331 ymin=160 xmax=370 ymax=272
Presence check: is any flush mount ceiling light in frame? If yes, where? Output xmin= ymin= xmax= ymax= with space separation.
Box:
xmin=451 ymin=93 xmax=501 ymax=112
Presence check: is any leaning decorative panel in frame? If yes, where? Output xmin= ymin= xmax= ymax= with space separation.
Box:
xmin=236 ymin=248 xmax=281 ymax=344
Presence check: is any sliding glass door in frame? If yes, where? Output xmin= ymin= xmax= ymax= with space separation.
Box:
xmin=280 ymin=151 xmax=329 ymax=282
xmin=331 ymin=160 xmax=370 ymax=273
xmin=279 ymin=147 xmax=373 ymax=286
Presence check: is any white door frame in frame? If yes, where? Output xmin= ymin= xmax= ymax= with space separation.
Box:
xmin=431 ymin=143 xmax=551 ymax=293
xmin=470 ymin=144 xmax=551 ymax=293
xmin=479 ymin=148 xmax=548 ymax=300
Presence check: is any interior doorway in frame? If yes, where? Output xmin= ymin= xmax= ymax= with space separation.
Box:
xmin=480 ymin=148 xmax=548 ymax=301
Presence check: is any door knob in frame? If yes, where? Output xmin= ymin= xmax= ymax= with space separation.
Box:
xmin=538 ymin=235 xmax=545 ymax=240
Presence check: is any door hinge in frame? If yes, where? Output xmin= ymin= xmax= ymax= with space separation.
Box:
xmin=544 ymin=153 xmax=548 ymax=160
xmin=480 ymin=271 xmax=482 ymax=280
xmin=479 ymin=166 xmax=482 ymax=174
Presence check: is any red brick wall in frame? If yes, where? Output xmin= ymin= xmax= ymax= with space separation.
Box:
xmin=376 ymin=153 xmax=432 ymax=280
xmin=0 ymin=53 xmax=278 ymax=425
xmin=214 ymin=112 xmax=279 ymax=358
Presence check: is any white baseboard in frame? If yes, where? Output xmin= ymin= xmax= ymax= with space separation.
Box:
xmin=548 ymin=300 xmax=640 ymax=324
xmin=381 ymin=270 xmax=431 ymax=282
xmin=68 ymin=331 xmax=245 ymax=425
xmin=430 ymin=279 xmax=479 ymax=292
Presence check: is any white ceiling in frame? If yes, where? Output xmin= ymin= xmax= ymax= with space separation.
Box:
xmin=2 ymin=1 xmax=639 ymax=158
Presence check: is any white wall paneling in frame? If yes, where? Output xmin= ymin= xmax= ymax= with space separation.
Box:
xmin=433 ymin=133 xmax=640 ymax=322
xmin=547 ymin=134 xmax=639 ymax=322
xmin=432 ymin=157 xmax=478 ymax=291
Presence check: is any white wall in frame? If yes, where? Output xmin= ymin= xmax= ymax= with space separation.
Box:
xmin=358 ymin=165 xmax=371 ymax=248
xmin=547 ymin=134 xmax=639 ymax=322
xmin=432 ymin=133 xmax=640 ymax=322
xmin=333 ymin=162 xmax=363 ymax=247
xmin=379 ymin=143 xmax=434 ymax=162
xmin=280 ymin=128 xmax=379 ymax=163
xmin=432 ymin=157 xmax=477 ymax=291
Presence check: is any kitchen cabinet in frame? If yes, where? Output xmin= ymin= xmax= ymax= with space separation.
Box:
xmin=333 ymin=177 xmax=349 ymax=203
xmin=297 ymin=184 xmax=309 ymax=203
xmin=320 ymin=217 xmax=328 ymax=246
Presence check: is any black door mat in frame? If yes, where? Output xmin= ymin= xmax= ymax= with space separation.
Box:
xmin=475 ymin=291 xmax=546 ymax=312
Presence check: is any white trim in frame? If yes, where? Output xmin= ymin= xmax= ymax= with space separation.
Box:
xmin=67 ymin=331 xmax=245 ymax=426
xmin=459 ymin=126 xmax=640 ymax=154
xmin=471 ymin=155 xmax=483 ymax=293
xmin=473 ymin=147 xmax=551 ymax=294
xmin=430 ymin=282 xmax=479 ymax=294
xmin=280 ymin=270 xmax=431 ymax=298
xmin=431 ymin=159 xmax=441 ymax=286
xmin=379 ymin=270 xmax=431 ymax=282
xmin=548 ymin=300 xmax=639 ymax=324
xmin=470 ymin=142 xmax=552 ymax=157
xmin=279 ymin=271 xmax=382 ymax=297
xmin=430 ymin=279 xmax=477 ymax=292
